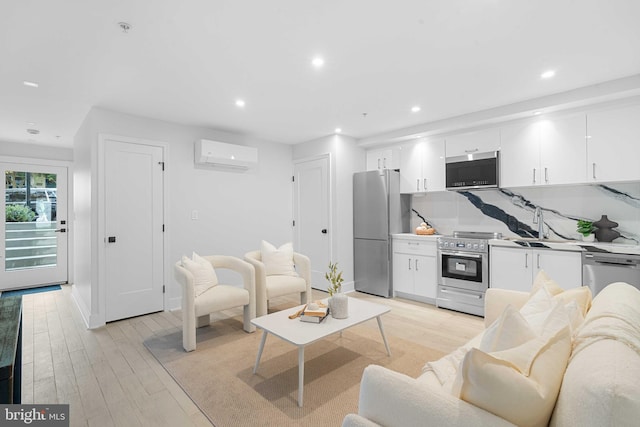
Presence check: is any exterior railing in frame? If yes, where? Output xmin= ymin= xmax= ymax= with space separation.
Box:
xmin=4 ymin=221 xmax=57 ymax=271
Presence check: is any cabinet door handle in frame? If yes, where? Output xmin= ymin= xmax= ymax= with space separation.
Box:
xmin=416 ymin=179 xmax=420 ymax=191
xmin=533 ymin=168 xmax=536 ymax=184
xmin=423 ymin=178 xmax=427 ymax=191
xmin=545 ymin=167 xmax=549 ymax=183
xmin=592 ymin=162 xmax=596 ymax=179
xmin=377 ymin=158 xmax=381 ymax=169
xmin=537 ymin=253 xmax=541 ymax=269
xmin=525 ymin=253 xmax=528 ymax=268
xmin=383 ymin=157 xmax=387 ymax=169
xmin=464 ymin=148 xmax=479 ymax=153
xmin=415 ymin=259 xmax=419 ymax=271
xmin=408 ymin=258 xmax=412 ymax=270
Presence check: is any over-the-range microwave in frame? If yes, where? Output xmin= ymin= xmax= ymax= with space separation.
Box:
xmin=445 ymin=151 xmax=499 ymax=190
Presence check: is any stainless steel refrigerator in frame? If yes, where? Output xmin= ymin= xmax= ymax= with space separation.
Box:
xmin=353 ymin=169 xmax=409 ymax=297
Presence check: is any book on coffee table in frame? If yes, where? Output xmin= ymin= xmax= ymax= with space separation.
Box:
xmin=300 ymin=313 xmax=328 ymax=323
xmin=303 ymin=305 xmax=328 ymax=317
xmin=300 ymin=305 xmax=329 ymax=323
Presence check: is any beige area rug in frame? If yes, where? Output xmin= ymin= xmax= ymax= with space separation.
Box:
xmin=144 ymin=314 xmax=446 ymax=427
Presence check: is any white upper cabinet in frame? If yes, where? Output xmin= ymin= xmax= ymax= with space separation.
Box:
xmin=500 ymin=120 xmax=541 ymax=187
xmin=501 ymin=114 xmax=587 ymax=187
xmin=366 ymin=147 xmax=400 ymax=171
xmin=539 ymin=114 xmax=587 ymax=185
xmin=445 ymin=128 xmax=500 ymax=158
xmin=400 ymin=141 xmax=423 ymax=193
xmin=399 ymin=138 xmax=445 ymax=193
xmin=586 ymin=102 xmax=640 ymax=183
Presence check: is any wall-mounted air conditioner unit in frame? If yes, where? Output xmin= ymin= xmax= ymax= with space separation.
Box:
xmin=194 ymin=139 xmax=258 ymax=170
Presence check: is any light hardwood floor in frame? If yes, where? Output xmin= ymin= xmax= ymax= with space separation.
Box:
xmin=18 ymin=285 xmax=484 ymax=426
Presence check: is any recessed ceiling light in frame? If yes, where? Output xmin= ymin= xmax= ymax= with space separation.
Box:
xmin=334 ymin=128 xmax=342 ymax=134
xmin=540 ymin=70 xmax=556 ymax=79
xmin=23 ymin=81 xmax=39 ymax=88
xmin=411 ymin=106 xmax=421 ymax=113
xmin=235 ymin=99 xmax=245 ymax=108
xmin=533 ymin=111 xmax=542 ymax=115
xmin=311 ymin=57 xmax=325 ymax=68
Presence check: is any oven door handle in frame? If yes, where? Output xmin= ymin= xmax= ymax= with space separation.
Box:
xmin=439 ymin=250 xmax=483 ymax=259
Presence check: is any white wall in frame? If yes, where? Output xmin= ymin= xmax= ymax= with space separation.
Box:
xmin=72 ymin=107 xmax=294 ymax=327
xmin=293 ymin=134 xmax=365 ymax=291
xmin=0 ymin=140 xmax=73 ymax=161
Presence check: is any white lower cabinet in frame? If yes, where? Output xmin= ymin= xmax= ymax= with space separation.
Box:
xmin=490 ymin=246 xmax=582 ymax=292
xmin=392 ymin=237 xmax=437 ymax=303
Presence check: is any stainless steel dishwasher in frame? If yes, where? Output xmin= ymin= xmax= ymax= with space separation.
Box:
xmin=582 ymin=249 xmax=640 ymax=295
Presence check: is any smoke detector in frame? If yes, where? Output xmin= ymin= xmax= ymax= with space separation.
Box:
xmin=118 ymin=22 xmax=132 ymax=33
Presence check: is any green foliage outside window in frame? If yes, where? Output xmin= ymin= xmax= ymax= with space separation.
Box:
xmin=6 ymin=204 xmax=36 ymax=222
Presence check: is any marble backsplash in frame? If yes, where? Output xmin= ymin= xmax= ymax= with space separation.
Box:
xmin=410 ymin=182 xmax=640 ymax=245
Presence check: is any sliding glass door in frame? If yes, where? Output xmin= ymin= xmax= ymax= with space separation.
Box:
xmin=1 ymin=163 xmax=68 ymax=290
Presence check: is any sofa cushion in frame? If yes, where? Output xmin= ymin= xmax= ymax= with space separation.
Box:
xmin=181 ymin=252 xmax=218 ymax=296
xmin=261 ymin=240 xmax=298 ymax=276
xmin=452 ymin=301 xmax=572 ymax=427
xmin=265 ymin=275 xmax=307 ymax=299
xmin=551 ymin=282 xmax=640 ymax=426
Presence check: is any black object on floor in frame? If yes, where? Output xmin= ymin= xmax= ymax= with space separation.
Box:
xmin=1 ymin=284 xmax=62 ymax=298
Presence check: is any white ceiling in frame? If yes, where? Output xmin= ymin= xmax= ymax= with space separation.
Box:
xmin=2 ymin=0 xmax=640 ymax=149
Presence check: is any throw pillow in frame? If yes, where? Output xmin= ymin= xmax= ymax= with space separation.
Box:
xmin=530 ymin=270 xmax=564 ymax=296
xmin=452 ymin=302 xmax=572 ymax=427
xmin=521 ymin=278 xmax=592 ymax=334
xmin=529 ymin=269 xmax=592 ymax=315
xmin=261 ymin=240 xmax=298 ymax=276
xmin=181 ymin=252 xmax=218 ymax=296
xmin=480 ymin=305 xmax=536 ymax=353
xmin=454 ymin=326 xmax=571 ymax=427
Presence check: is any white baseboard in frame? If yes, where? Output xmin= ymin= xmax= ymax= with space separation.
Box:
xmin=342 ymin=281 xmax=355 ymax=293
xmin=71 ymin=285 xmax=91 ymax=329
xmin=167 ymin=296 xmax=181 ymax=312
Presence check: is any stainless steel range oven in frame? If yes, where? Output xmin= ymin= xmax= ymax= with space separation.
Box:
xmin=437 ymin=231 xmax=502 ymax=317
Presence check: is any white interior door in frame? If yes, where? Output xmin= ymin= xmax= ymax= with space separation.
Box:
xmin=293 ymin=156 xmax=331 ymax=290
xmin=1 ymin=163 xmax=68 ymax=290
xmin=104 ymin=139 xmax=164 ymax=322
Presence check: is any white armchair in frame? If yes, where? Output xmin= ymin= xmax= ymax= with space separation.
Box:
xmin=244 ymin=250 xmax=311 ymax=317
xmin=174 ymin=255 xmax=256 ymax=352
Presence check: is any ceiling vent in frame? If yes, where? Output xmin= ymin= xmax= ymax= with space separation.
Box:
xmin=26 ymin=129 xmax=40 ymax=135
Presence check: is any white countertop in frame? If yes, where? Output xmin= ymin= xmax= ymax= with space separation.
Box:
xmin=392 ymin=233 xmax=640 ymax=255
xmin=391 ymin=233 xmax=440 ymax=242
xmin=489 ymin=238 xmax=640 ymax=255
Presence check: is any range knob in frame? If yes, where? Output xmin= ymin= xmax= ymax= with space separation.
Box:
xmin=473 ymin=243 xmax=479 ymax=250
xmin=466 ymin=243 xmax=472 ymax=249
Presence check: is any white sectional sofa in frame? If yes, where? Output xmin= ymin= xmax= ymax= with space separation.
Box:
xmin=342 ymin=280 xmax=640 ymax=427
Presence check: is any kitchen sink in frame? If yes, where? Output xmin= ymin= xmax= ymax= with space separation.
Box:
xmin=511 ymin=239 xmax=549 ymax=248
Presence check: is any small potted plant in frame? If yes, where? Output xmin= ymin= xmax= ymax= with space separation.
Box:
xmin=577 ymin=219 xmax=595 ymax=242
xmin=326 ymin=262 xmax=348 ymax=318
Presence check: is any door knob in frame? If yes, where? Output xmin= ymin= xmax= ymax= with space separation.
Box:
xmin=321 ymin=229 xmax=328 ymax=234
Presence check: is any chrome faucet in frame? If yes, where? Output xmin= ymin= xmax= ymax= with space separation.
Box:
xmin=533 ymin=206 xmax=546 ymax=239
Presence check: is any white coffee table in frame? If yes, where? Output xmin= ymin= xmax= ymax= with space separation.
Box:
xmin=251 ymin=297 xmax=391 ymax=407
